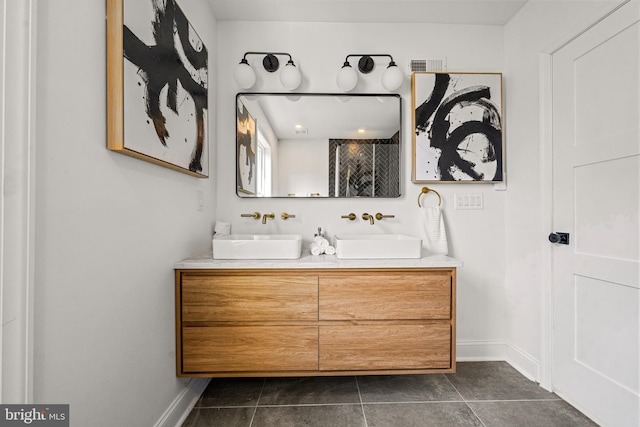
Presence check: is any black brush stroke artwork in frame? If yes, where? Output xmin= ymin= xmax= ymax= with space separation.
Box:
xmin=415 ymin=73 xmax=502 ymax=181
xmin=123 ymin=0 xmax=208 ymax=173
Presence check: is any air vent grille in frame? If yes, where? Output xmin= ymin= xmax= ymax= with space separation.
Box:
xmin=410 ymin=57 xmax=447 ymax=72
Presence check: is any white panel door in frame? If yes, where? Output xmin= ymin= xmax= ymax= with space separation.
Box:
xmin=552 ymin=2 xmax=640 ymax=426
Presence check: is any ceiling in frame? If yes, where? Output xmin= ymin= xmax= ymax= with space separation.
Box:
xmin=207 ymin=0 xmax=529 ymax=25
xmin=241 ymin=94 xmax=401 ymax=140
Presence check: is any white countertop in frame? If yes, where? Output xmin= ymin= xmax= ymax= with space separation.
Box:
xmin=174 ymin=250 xmax=462 ymax=269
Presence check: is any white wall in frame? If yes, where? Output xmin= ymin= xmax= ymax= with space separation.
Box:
xmin=34 ymin=1 xmax=216 ymax=425
xmin=1 ymin=0 xmax=37 ymax=403
xmin=277 ymin=138 xmax=329 ymax=196
xmin=217 ymin=21 xmax=508 ymax=357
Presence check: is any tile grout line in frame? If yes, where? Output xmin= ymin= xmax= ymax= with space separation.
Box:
xmin=254 ymin=402 xmax=369 ymax=408
xmin=360 ymin=400 xmax=475 ymax=405
xmin=464 ymin=398 xmax=563 ymax=403
xmin=354 ymin=376 xmax=369 ymax=427
xmin=196 ymin=397 xmax=564 ymax=410
xmin=248 ymin=378 xmax=266 ymax=427
xmin=443 ymin=373 xmax=488 ymax=427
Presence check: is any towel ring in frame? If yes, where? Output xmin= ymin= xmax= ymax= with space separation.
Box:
xmin=418 ymin=186 xmax=442 ymax=207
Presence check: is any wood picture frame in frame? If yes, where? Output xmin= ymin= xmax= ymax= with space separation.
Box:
xmin=106 ymin=0 xmax=209 ymax=177
xmin=412 ymin=72 xmax=503 ymax=183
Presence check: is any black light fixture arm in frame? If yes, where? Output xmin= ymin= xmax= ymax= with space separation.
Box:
xmin=342 ymin=54 xmax=397 ymax=74
xmin=240 ymin=51 xmax=296 ymax=72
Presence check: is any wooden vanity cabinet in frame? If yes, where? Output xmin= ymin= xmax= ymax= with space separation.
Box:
xmin=318 ymin=271 xmax=453 ymax=371
xmin=175 ymin=268 xmax=456 ymax=377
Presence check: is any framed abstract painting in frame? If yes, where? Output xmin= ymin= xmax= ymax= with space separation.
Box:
xmin=107 ymin=0 xmax=209 ymax=177
xmin=412 ymin=72 xmax=503 ymax=183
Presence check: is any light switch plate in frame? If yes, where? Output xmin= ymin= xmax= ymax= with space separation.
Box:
xmin=455 ymin=193 xmax=484 ymax=210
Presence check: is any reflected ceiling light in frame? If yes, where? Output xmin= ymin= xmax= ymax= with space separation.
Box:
xmin=233 ymin=52 xmax=302 ymax=90
xmin=336 ymin=54 xmax=404 ymax=92
xmin=294 ymin=125 xmax=308 ymax=135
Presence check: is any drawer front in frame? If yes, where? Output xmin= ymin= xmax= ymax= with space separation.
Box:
xmin=319 ymin=323 xmax=451 ymax=371
xmin=319 ymin=272 xmax=451 ymax=320
xmin=182 ymin=325 xmax=319 ymax=373
xmin=182 ymin=274 xmax=318 ymax=322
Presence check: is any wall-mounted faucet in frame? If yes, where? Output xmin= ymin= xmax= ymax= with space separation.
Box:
xmin=281 ymin=212 xmax=296 ymax=220
xmin=262 ymin=212 xmax=275 ymax=224
xmin=362 ymin=213 xmax=375 ymax=225
xmin=241 ymin=212 xmax=261 ymax=220
xmin=375 ymin=213 xmax=395 ymax=221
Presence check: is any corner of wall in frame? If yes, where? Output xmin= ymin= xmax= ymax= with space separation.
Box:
xmin=456 ymin=339 xmax=540 ymax=384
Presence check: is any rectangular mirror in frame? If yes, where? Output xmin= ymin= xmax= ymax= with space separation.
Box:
xmin=236 ymin=93 xmax=402 ymax=198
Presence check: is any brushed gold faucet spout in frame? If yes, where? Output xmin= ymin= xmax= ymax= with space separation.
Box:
xmin=262 ymin=212 xmax=275 ymax=224
xmin=362 ymin=213 xmax=374 ymax=225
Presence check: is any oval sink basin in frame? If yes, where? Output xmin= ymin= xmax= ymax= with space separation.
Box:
xmin=334 ymin=234 xmax=422 ymax=259
xmin=212 ymin=234 xmax=302 ymax=259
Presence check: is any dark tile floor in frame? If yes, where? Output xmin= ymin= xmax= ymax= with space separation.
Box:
xmin=182 ymin=361 xmax=598 ymax=426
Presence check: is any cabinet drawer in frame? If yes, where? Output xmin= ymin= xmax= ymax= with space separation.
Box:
xmin=319 ymin=323 xmax=451 ymax=370
xmin=182 ymin=325 xmax=319 ymax=373
xmin=319 ymin=272 xmax=451 ymax=320
xmin=181 ymin=274 xmax=318 ymax=322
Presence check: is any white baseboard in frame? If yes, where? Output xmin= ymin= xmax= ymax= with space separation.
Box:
xmin=456 ymin=339 xmax=509 ymax=361
xmin=504 ymin=341 xmax=540 ymax=382
xmin=155 ymin=378 xmax=210 ymax=427
xmin=456 ymin=339 xmax=540 ymax=383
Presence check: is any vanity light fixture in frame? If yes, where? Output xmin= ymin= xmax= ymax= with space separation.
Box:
xmin=233 ymin=52 xmax=302 ymax=90
xmin=336 ymin=54 xmax=404 ymax=92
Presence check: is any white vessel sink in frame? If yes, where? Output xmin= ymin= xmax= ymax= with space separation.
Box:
xmin=334 ymin=234 xmax=422 ymax=259
xmin=212 ymin=234 xmax=302 ymax=259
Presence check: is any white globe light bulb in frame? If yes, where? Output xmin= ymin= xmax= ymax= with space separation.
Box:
xmin=280 ymin=62 xmax=302 ymax=90
xmin=382 ymin=63 xmax=404 ymax=91
xmin=233 ymin=61 xmax=256 ymax=89
xmin=337 ymin=65 xmax=358 ymax=92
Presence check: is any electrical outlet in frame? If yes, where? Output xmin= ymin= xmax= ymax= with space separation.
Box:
xmin=455 ymin=193 xmax=484 ymax=210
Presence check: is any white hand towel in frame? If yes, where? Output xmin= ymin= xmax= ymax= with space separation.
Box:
xmin=419 ymin=205 xmax=449 ymax=255
xmin=309 ymin=243 xmax=322 ymax=256
xmin=324 ymin=245 xmax=336 ymax=255
xmin=316 ymin=237 xmax=330 ymax=250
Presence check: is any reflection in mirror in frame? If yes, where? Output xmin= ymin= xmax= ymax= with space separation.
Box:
xmin=236 ymin=93 xmax=401 ymax=198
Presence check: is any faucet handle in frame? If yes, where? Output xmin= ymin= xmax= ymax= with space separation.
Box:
xmin=375 ymin=212 xmax=395 ymax=220
xmin=341 ymin=213 xmax=356 ymax=221
xmin=241 ymin=212 xmax=261 ymax=220
xmin=281 ymin=212 xmax=296 ymax=220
